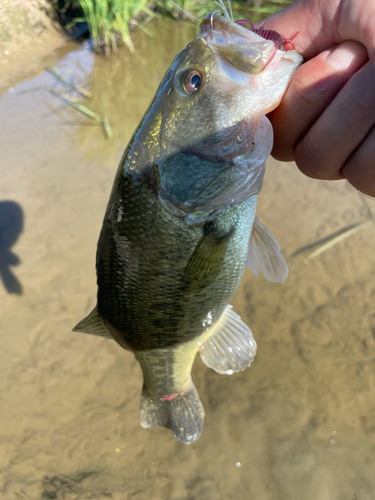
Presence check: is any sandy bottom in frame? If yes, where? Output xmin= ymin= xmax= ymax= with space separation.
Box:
xmin=1 ymin=20 xmax=375 ymax=500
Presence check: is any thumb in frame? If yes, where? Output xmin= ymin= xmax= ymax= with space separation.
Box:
xmin=259 ymin=0 xmax=339 ymax=59
xmin=261 ymin=0 xmax=375 ymax=59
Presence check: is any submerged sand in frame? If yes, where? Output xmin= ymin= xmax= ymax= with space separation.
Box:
xmin=1 ymin=20 xmax=374 ymax=500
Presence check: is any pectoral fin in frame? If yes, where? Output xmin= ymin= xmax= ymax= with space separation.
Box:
xmin=72 ymin=306 xmax=113 ymax=339
xmin=246 ymin=216 xmax=288 ymax=283
xmin=199 ymin=305 xmax=257 ymax=375
xmin=183 ymin=222 xmax=234 ymax=293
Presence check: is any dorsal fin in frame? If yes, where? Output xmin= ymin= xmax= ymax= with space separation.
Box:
xmin=72 ymin=306 xmax=113 ymax=339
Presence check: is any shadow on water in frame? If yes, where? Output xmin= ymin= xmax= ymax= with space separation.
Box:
xmin=0 ymin=201 xmax=24 ymax=294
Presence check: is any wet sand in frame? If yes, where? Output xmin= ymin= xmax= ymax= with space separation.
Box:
xmin=1 ymin=20 xmax=375 ymax=500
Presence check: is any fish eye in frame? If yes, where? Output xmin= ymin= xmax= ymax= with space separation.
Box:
xmin=183 ymin=70 xmax=202 ymax=94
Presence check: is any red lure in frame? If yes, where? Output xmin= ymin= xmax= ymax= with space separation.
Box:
xmin=235 ymin=19 xmax=298 ymax=69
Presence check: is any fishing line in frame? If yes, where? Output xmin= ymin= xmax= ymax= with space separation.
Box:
xmin=169 ymin=0 xmax=201 ymax=22
xmin=227 ymin=0 xmax=234 ymax=22
xmin=214 ymin=0 xmax=230 ymax=21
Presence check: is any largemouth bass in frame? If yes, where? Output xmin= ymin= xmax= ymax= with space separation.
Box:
xmin=74 ymin=12 xmax=302 ymax=444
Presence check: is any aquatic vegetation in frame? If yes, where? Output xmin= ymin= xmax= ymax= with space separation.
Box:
xmin=20 ymin=59 xmax=113 ymax=139
xmin=59 ymin=0 xmax=294 ymax=55
xmin=66 ymin=0 xmax=155 ymax=54
xmin=291 ymin=198 xmax=374 ymax=260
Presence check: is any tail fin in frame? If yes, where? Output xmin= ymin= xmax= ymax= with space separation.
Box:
xmin=140 ymin=382 xmax=204 ymax=444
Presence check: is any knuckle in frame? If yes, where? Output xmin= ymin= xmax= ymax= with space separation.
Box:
xmin=295 ymin=134 xmax=334 ymax=179
xmin=270 ymin=112 xmax=298 ymax=161
xmin=342 ymin=127 xmax=375 ymax=196
xmin=271 ymin=143 xmax=295 ymax=162
xmin=290 ymin=70 xmax=321 ymax=109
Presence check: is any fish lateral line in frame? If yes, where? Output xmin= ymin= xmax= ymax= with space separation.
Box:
xmin=74 ymin=10 xmax=303 ymax=444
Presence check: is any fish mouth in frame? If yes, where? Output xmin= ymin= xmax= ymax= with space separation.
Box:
xmin=199 ymin=12 xmax=300 ymax=97
xmin=200 ymin=12 xmax=265 ymax=45
xmin=200 ymin=12 xmax=278 ymax=75
xmin=195 ymin=13 xmax=280 ymax=166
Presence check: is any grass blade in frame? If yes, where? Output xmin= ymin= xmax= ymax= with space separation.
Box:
xmin=307 ymin=220 xmax=372 ymax=260
xmin=48 ymin=91 xmax=102 ymax=121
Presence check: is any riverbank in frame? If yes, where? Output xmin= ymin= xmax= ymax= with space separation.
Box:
xmin=0 ymin=0 xmax=294 ymax=89
xmin=0 ymin=0 xmax=68 ymax=91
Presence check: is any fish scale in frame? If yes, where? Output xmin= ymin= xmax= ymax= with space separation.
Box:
xmin=98 ymin=169 xmax=255 ymax=351
xmin=74 ymin=11 xmax=302 ymax=443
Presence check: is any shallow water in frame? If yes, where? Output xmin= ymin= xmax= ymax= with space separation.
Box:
xmin=1 ymin=19 xmax=375 ymax=500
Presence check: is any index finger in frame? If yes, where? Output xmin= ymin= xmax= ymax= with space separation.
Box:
xmin=260 ymin=0 xmax=375 ymax=59
xmin=271 ymin=41 xmax=368 ymax=162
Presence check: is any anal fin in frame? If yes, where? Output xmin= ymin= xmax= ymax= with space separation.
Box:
xmin=200 ymin=305 xmax=256 ymax=375
xmin=72 ymin=306 xmax=113 ymax=339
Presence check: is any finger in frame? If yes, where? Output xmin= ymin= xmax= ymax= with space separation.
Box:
xmin=294 ymin=56 xmax=375 ymax=181
xmin=260 ymin=0 xmax=375 ymax=59
xmin=271 ymin=41 xmax=368 ymax=162
xmin=342 ymin=126 xmax=375 ymax=196
xmin=257 ymin=0 xmax=336 ymax=58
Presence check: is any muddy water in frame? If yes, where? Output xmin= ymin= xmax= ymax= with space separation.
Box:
xmin=1 ymin=19 xmax=375 ymax=500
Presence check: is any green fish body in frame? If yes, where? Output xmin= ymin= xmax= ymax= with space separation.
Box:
xmin=74 ymin=12 xmax=303 ymax=444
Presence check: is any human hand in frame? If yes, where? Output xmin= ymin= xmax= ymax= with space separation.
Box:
xmin=261 ymin=0 xmax=375 ymax=196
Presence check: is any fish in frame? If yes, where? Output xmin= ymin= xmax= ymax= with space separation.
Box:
xmin=73 ymin=11 xmax=303 ymax=444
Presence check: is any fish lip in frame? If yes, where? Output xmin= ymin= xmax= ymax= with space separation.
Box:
xmin=200 ymin=11 xmax=271 ymax=45
xmin=199 ymin=12 xmax=278 ymax=73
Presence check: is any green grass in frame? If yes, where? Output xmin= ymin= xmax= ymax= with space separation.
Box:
xmin=65 ymin=0 xmax=294 ymax=55
xmin=68 ymin=0 xmax=155 ymax=54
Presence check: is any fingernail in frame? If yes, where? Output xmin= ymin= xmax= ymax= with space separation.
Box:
xmin=326 ymin=42 xmax=361 ymax=71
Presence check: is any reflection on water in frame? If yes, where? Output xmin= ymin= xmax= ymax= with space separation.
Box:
xmin=1 ymin=18 xmax=375 ymax=500
xmin=0 ymin=201 xmax=24 ymax=294
xmin=42 ymin=20 xmax=196 ymax=164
